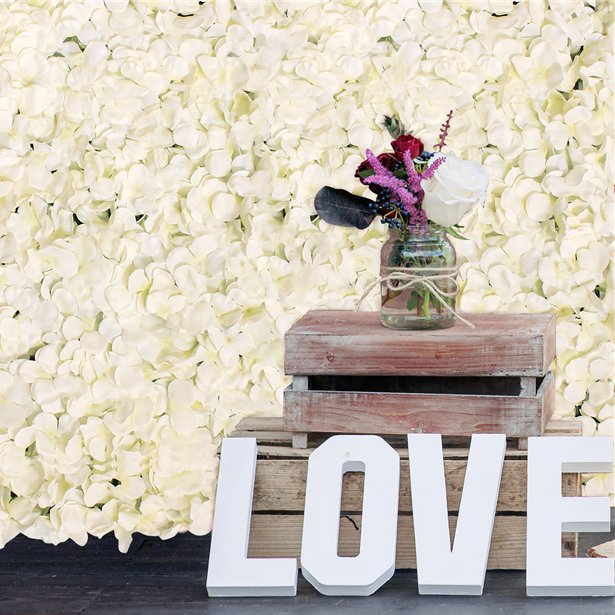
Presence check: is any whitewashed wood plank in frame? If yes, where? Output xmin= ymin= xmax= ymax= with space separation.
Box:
xmin=248 ymin=515 xmax=578 ymax=570
xmin=285 ymin=311 xmax=556 ymax=377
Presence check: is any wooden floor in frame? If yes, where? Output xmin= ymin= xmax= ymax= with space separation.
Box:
xmin=0 ymin=516 xmax=613 ymax=614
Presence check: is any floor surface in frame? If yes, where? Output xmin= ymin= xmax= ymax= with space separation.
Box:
xmin=0 ymin=513 xmax=613 ymax=614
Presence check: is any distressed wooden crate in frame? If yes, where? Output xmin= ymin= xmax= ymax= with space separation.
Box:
xmin=232 ymin=417 xmax=582 ymax=570
xmin=283 ymin=311 xmax=556 ymax=449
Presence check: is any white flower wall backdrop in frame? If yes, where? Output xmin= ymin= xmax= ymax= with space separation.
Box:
xmin=0 ymin=0 xmax=612 ymax=550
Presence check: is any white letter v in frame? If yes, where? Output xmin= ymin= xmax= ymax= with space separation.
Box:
xmin=407 ymin=433 xmax=506 ymax=595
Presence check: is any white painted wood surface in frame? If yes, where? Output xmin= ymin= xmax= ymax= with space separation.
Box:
xmin=206 ymin=438 xmax=297 ymax=597
xmin=300 ymin=435 xmax=400 ymax=596
xmin=526 ymin=436 xmax=614 ymax=597
xmin=407 ymin=434 xmax=506 ymax=595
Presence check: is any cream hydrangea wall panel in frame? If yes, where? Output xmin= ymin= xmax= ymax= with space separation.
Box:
xmin=0 ymin=0 xmax=612 ymax=549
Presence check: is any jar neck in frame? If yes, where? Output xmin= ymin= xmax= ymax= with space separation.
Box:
xmin=389 ymin=224 xmax=446 ymax=242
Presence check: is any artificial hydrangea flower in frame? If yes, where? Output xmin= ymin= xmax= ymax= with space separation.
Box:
xmin=0 ymin=0 xmax=611 ymax=549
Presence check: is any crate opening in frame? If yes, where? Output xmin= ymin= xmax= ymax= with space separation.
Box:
xmin=308 ymin=375 xmax=543 ymax=396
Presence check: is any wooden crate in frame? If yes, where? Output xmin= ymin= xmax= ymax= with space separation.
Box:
xmin=232 ymin=417 xmax=582 ymax=570
xmin=283 ymin=311 xmax=556 ymax=449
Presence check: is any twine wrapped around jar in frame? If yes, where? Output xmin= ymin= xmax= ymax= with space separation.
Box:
xmin=357 ymin=266 xmax=476 ymax=329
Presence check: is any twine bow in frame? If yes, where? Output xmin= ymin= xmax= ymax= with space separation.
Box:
xmin=356 ymin=266 xmax=476 ymax=329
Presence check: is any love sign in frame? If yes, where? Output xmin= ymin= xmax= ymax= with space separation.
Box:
xmin=206 ymin=435 xmax=614 ymax=598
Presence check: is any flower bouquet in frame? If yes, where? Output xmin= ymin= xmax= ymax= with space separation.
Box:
xmin=314 ymin=114 xmax=490 ymax=330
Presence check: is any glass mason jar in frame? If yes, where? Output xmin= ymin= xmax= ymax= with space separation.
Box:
xmin=380 ymin=226 xmax=458 ymax=330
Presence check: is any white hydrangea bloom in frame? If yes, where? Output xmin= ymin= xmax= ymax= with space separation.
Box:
xmin=0 ymin=0 xmax=612 ymax=549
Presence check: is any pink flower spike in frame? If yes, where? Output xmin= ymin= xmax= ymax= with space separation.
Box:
xmin=363 ymin=174 xmax=418 ymax=212
xmin=420 ymin=155 xmax=445 ymax=181
xmin=363 ymin=174 xmax=406 ymax=192
xmin=365 ymin=149 xmax=388 ymax=175
xmin=402 ymin=149 xmax=415 ymax=177
xmin=397 ymin=189 xmax=416 ymax=210
xmin=361 ymin=146 xmax=429 ymax=226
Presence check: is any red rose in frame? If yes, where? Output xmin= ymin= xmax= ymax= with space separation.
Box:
xmin=355 ymin=153 xmax=400 ymax=194
xmin=391 ymin=134 xmax=424 ymax=159
xmin=355 ymin=152 xmax=399 ymax=179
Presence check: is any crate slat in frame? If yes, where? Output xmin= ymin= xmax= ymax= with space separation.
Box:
xmin=248 ymin=514 xmax=577 ymax=570
xmin=285 ymin=311 xmax=556 ymax=377
xmin=237 ymin=417 xmax=285 ymax=431
xmin=283 ymin=392 xmax=540 ymax=436
xmin=283 ymin=373 xmax=554 ymax=437
xmin=540 ymin=370 xmax=556 ymax=432
xmin=255 ymin=443 xmax=533 ymax=459
xmin=253 ymin=458 xmax=580 ymax=513
xmin=232 ymin=417 xmax=581 ymax=447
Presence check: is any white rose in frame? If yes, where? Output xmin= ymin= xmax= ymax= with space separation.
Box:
xmin=420 ymin=153 xmax=490 ymax=227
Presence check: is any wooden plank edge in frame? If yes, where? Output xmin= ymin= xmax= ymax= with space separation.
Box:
xmin=232 ymin=417 xmax=582 ymax=445
xmin=284 ymin=312 xmax=556 ymax=378
xmin=538 ymin=371 xmax=555 ymax=433
xmin=250 ymin=459 xmax=581 ymax=512
xmin=283 ymin=389 xmax=544 ymax=436
xmin=543 ymin=312 xmax=557 ymax=374
xmin=247 ymin=514 xmax=577 ymax=570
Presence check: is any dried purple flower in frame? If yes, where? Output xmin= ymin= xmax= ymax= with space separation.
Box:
xmin=434 ymin=110 xmax=454 ymax=152
xmin=419 ymin=154 xmax=445 ymax=181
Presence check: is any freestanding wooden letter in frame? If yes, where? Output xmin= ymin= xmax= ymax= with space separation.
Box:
xmin=206 ymin=438 xmax=297 ymax=597
xmin=301 ymin=435 xmax=400 ymax=596
xmin=526 ymin=436 xmax=614 ymax=597
xmin=408 ymin=433 xmax=506 ymax=595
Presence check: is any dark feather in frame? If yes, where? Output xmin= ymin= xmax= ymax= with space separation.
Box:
xmin=314 ymin=187 xmax=376 ymax=229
